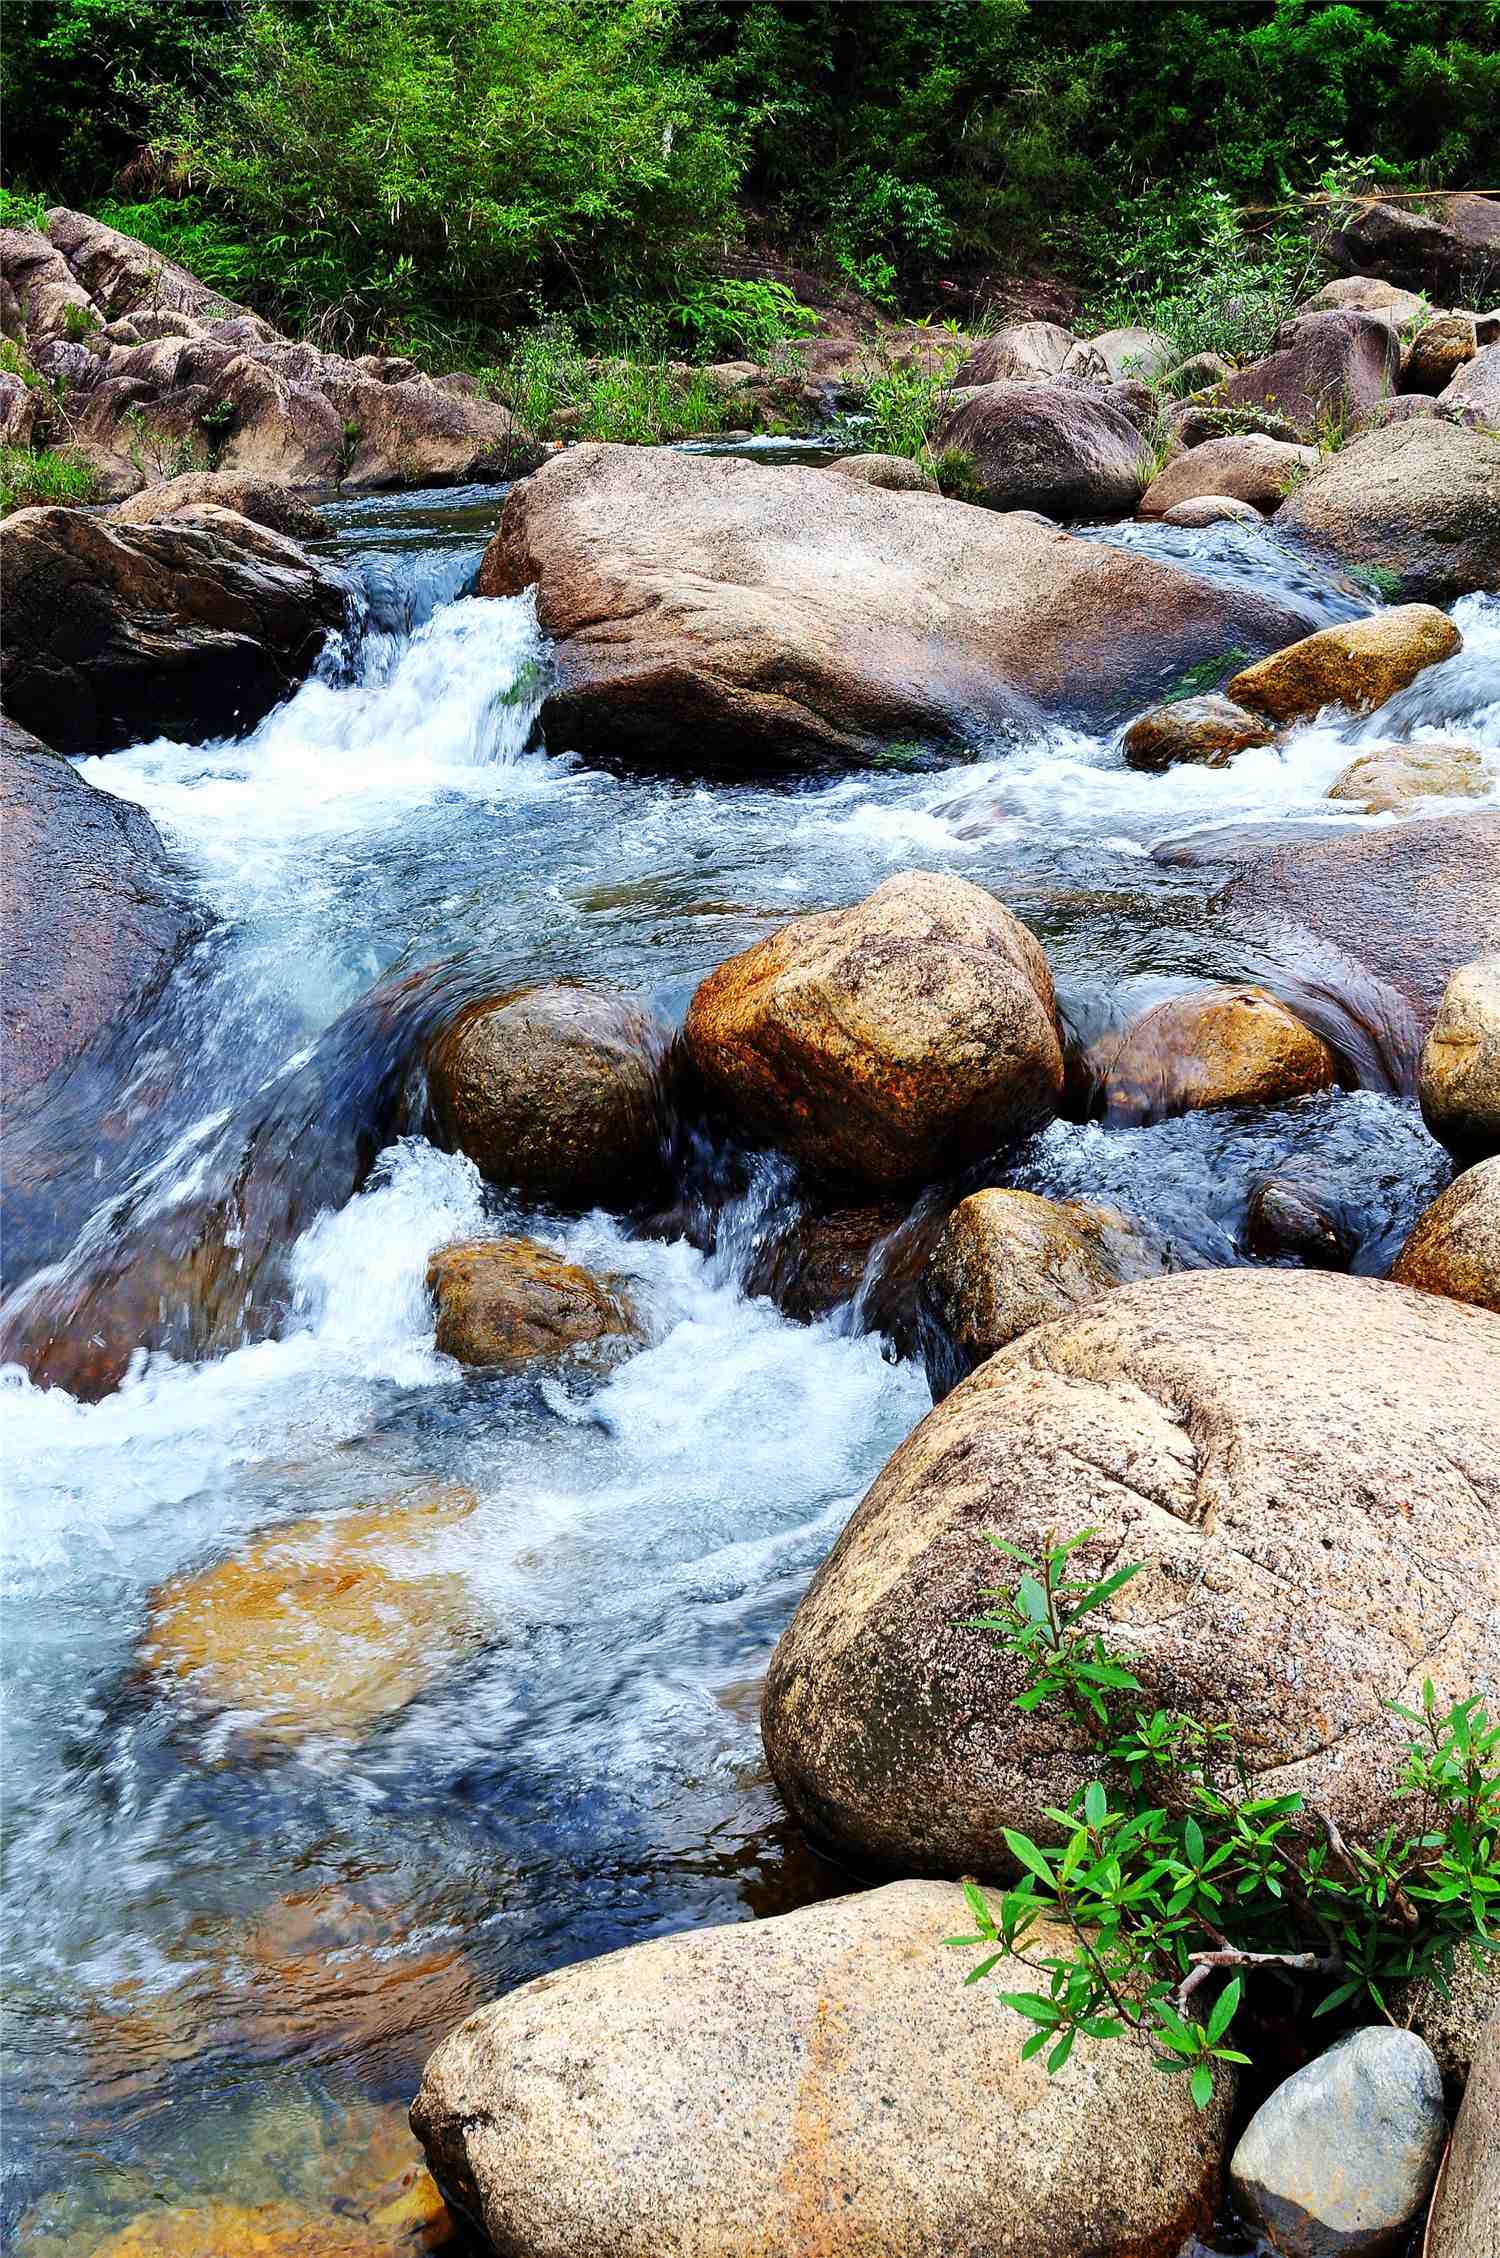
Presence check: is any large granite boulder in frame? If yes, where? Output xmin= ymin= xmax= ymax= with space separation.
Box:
xmin=1 ymin=720 xmax=203 ymax=1098
xmin=1138 ymin=433 xmax=1317 ymax=517
xmin=1428 ymin=2015 xmax=1500 ymax=2258
xmin=1275 ymin=419 xmax=1500 ymax=601
xmin=1322 ymin=192 xmax=1500 ymax=297
xmin=112 ymin=469 xmax=325 ymax=539
xmin=411 ymin=1880 xmax=1233 ymax=2258
xmin=1391 ymin=1157 xmax=1500 ymax=1316
xmin=1439 ymin=343 xmax=1500 ymax=429
xmin=479 ymin=444 xmax=1330 ymax=772
xmin=0 ymin=503 xmax=348 ymax=753
xmin=1222 ymin=309 xmax=1401 ymax=438
xmin=1225 ymin=605 xmax=1462 ymax=724
xmin=683 ymin=874 xmax=1063 ymax=1191
xmin=761 ymin=1270 xmax=1500 ymax=1876
xmin=933 ymin=380 xmax=1148 ymax=517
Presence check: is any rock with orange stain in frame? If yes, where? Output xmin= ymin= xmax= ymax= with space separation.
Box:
xmin=140 ymin=1489 xmax=480 ymax=1741
xmin=236 ymin=1887 xmax=483 ymax=2061
xmin=84 ymin=2203 xmax=391 ymax=2257
xmin=412 ymin=1879 xmax=1231 ymax=2258
xmin=1084 ymin=983 xmax=1337 ymax=1125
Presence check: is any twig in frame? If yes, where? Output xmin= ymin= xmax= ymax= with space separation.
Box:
xmin=1173 ymin=1946 xmax=1341 ymax=2014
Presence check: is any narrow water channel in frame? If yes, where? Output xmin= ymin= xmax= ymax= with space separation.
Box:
xmin=4 ymin=472 xmax=1497 ymax=2247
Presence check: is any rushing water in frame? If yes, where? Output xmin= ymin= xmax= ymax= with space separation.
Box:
xmin=3 ymin=474 xmax=1498 ymax=2249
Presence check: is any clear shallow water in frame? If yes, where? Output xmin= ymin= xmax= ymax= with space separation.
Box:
xmin=3 ymin=479 xmax=1497 ymax=2245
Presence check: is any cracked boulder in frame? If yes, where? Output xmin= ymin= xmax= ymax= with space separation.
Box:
xmin=761 ymin=1269 xmax=1500 ymax=1877
xmin=411 ymin=1879 xmax=1232 ymax=2258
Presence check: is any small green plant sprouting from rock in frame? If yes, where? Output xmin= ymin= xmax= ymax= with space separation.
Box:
xmin=1349 ymin=563 xmax=1402 ymax=601
xmin=61 ymin=302 xmax=103 ymax=342
xmin=947 ymin=1528 xmax=1500 ymax=2109
xmin=928 ymin=445 xmax=984 ymax=505
xmin=1160 ymin=649 xmax=1250 ymax=705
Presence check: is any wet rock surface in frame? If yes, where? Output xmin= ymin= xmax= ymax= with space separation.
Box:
xmin=1123 ymin=693 xmax=1276 ymax=771
xmin=1226 ymin=605 xmax=1462 ymax=724
xmin=426 ymin=1236 xmax=641 ymax=1371
xmin=1391 ymin=1156 xmax=1500 ymax=1314
xmin=411 ymin=1880 xmax=1232 ymax=2258
xmin=1083 ymin=984 xmax=1338 ymax=1124
xmin=1419 ymin=956 xmax=1500 ymax=1158
xmin=1327 ymin=740 xmax=1492 ymax=813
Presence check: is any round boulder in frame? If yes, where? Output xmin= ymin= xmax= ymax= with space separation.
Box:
xmin=683 ymin=873 xmax=1063 ymax=1190
xmin=1138 ymin=433 xmax=1318 ymax=518
xmin=1390 ymin=1157 xmax=1500 ymax=1315
xmin=1275 ymin=419 xmax=1500 ymax=602
xmin=1086 ymin=985 xmax=1337 ymax=1125
xmin=1419 ymin=956 xmax=1500 ymax=1159
xmin=1161 ymin=494 xmax=1263 ymax=527
xmin=953 ymin=320 xmax=1077 ymax=386
xmin=411 ymin=1879 xmax=1232 ymax=2258
xmin=829 ymin=452 xmax=939 ymax=493
xmin=427 ymin=985 xmax=671 ymax=1210
xmin=933 ymin=381 xmax=1148 ymax=519
xmin=1227 ymin=605 xmax=1461 ymax=724
xmin=1403 ymin=313 xmax=1481 ymax=393
xmin=761 ymin=1270 xmax=1500 ymax=1875
xmin=1123 ymin=694 xmax=1276 ymax=772
xmin=1328 ymin=739 xmax=1492 ymax=813
xmin=921 ymin=1188 xmax=1164 ymax=1396
xmin=427 ymin=1236 xmax=640 ymax=1371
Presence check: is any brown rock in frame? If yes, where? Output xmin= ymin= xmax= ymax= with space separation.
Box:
xmin=1227 ymin=605 xmax=1462 ymax=723
xmin=45 ymin=205 xmax=252 ymax=327
xmin=828 ymin=452 xmax=939 ymax=493
xmin=1139 ymin=434 xmax=1318 ymax=517
xmin=82 ymin=2205 xmax=391 ymax=2257
xmin=1275 ymin=419 xmax=1500 ymax=602
xmin=426 ymin=1236 xmax=640 ymax=1370
xmin=1222 ymin=309 xmax=1401 ymax=438
xmin=0 ymin=366 xmax=39 ymax=449
xmin=1324 ymin=192 xmax=1500 ymax=298
xmin=1390 ymin=1157 xmax=1500 ymax=1315
xmin=1427 ymin=2014 xmax=1500 ymax=2258
xmin=427 ymin=985 xmax=670 ymax=1209
xmin=1404 ymin=313 xmax=1481 ymax=392
xmin=739 ymin=1199 xmax=931 ymax=1352
xmin=1356 ymin=393 xmax=1439 ymax=432
xmin=341 ymin=374 xmax=539 ymax=489
xmin=953 ymin=320 xmax=1077 ymax=385
xmin=1161 ymin=494 xmax=1263 ymax=527
xmin=1 ymin=723 xmax=203 ymax=1098
xmin=0 ymin=502 xmax=348 ymax=754
xmin=480 ymin=444 xmax=1326 ymax=771
xmin=1123 ymin=694 xmax=1276 ymax=772
xmin=141 ymin=1489 xmax=481 ymax=1742
xmin=1439 ymin=343 xmax=1500 ymax=428
xmin=1392 ymin=1954 xmax=1500 ymax=2082
xmin=1420 ymin=956 xmax=1500 ymax=1159
xmin=1087 ymin=985 xmax=1337 ymax=1125
xmin=683 ymin=873 xmax=1063 ymax=1190
xmin=212 ymin=355 xmax=347 ymax=484
xmin=411 ymin=1879 xmax=1232 ymax=2258
xmin=1296 ymin=275 xmax=1428 ymax=326
xmin=761 ymin=1270 xmax=1500 ymax=1877
xmin=934 ymin=380 xmax=1148 ymax=518
xmin=1327 ymin=739 xmax=1491 ymax=813
xmin=113 ymin=470 xmax=324 ymax=540
xmin=922 ymin=1188 xmax=1164 ymax=1392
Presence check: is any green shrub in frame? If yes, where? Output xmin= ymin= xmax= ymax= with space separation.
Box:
xmin=0 ymin=185 xmax=49 ymax=231
xmin=669 ymin=278 xmax=817 ymax=361
xmin=0 ymin=446 xmax=99 ymax=516
xmin=1080 ymin=181 xmax=1317 ymax=366
xmin=852 ymin=355 xmax=961 ymax=462
xmin=948 ymin=1529 xmax=1500 ymax=2107
xmin=486 ymin=314 xmax=737 ymax=445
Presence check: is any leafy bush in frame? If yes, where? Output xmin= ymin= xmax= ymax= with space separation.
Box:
xmin=486 ymin=314 xmax=737 ymax=444
xmin=0 ymin=446 xmax=99 ymax=516
xmin=670 ymin=278 xmax=817 ymax=361
xmin=850 ymin=355 xmax=962 ymax=462
xmin=949 ymin=1528 xmax=1500 ymax=2106
xmin=0 ymin=185 xmax=50 ymax=231
xmin=1081 ymin=181 xmax=1318 ymax=366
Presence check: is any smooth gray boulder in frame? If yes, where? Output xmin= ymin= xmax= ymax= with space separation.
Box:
xmin=1229 ymin=2027 xmax=1446 ymax=2258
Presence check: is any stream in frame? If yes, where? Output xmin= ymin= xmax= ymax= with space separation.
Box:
xmin=4 ymin=463 xmax=1499 ymax=2249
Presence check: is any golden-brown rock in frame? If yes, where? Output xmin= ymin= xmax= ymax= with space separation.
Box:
xmin=1227 ymin=606 xmax=1462 ymax=724
xmin=1123 ymin=694 xmax=1276 ymax=772
xmin=142 ymin=1489 xmax=479 ymax=1741
xmin=83 ymin=2205 xmax=390 ymax=2257
xmin=922 ymin=1188 xmax=1164 ymax=1393
xmin=762 ymin=1270 xmax=1500 ymax=1876
xmin=426 ymin=984 xmax=670 ymax=1209
xmin=1402 ymin=313 xmax=1481 ymax=392
xmin=1087 ymin=985 xmax=1337 ymax=1125
xmin=1137 ymin=433 xmax=1317 ymax=517
xmin=683 ymin=873 xmax=1064 ymax=1189
xmin=426 ymin=1236 xmax=639 ymax=1370
xmin=1390 ymin=1157 xmax=1500 ymax=1315
xmin=411 ymin=1881 xmax=1232 ymax=2258
xmin=1327 ymin=738 xmax=1492 ymax=812
xmin=1419 ymin=956 xmax=1500 ymax=1158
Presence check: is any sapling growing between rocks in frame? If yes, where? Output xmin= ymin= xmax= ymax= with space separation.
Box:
xmin=948 ymin=1527 xmax=1500 ymax=2107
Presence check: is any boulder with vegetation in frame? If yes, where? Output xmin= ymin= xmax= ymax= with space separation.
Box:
xmin=0 ymin=501 xmax=348 ymax=752
xmin=1138 ymin=433 xmax=1317 ymax=517
xmin=1322 ymin=192 xmax=1500 ymax=296
xmin=1 ymin=717 xmax=204 ymax=1098
xmin=683 ymin=873 xmax=1064 ymax=1191
xmin=411 ymin=1879 xmax=1232 ymax=2258
xmin=761 ymin=1268 xmax=1500 ymax=1877
xmin=932 ymin=380 xmax=1149 ymax=518
xmin=1275 ymin=419 xmax=1500 ymax=602
xmin=479 ymin=443 xmax=1329 ymax=771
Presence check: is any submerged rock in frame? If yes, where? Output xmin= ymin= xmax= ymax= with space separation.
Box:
xmin=1138 ymin=432 xmax=1317 ymax=517
xmin=1427 ymin=2014 xmax=1500 ymax=2258
xmin=1226 ymin=605 xmax=1462 ymax=724
xmin=1275 ymin=419 xmax=1500 ymax=601
xmin=479 ymin=443 xmax=1328 ymax=770
xmin=1085 ymin=984 xmax=1338 ymax=1124
xmin=411 ymin=1880 xmax=1232 ymax=2258
xmin=1420 ymin=956 xmax=1500 ymax=1158
xmin=761 ymin=1271 xmax=1500 ymax=1876
xmin=1391 ymin=1156 xmax=1500 ymax=1315
xmin=921 ymin=1188 xmax=1163 ymax=1394
xmin=1327 ymin=740 xmax=1492 ymax=813
xmin=1122 ymin=693 xmax=1275 ymax=771
xmin=1229 ymin=2027 xmax=1446 ymax=2258
xmin=934 ymin=379 xmax=1148 ymax=518
xmin=426 ymin=985 xmax=671 ymax=1211
xmin=0 ymin=502 xmax=348 ymax=754
xmin=426 ymin=1237 xmax=640 ymax=1371
xmin=142 ymin=1489 xmax=481 ymax=1743
xmin=82 ymin=2203 xmax=397 ymax=2256
xmin=683 ymin=873 xmax=1063 ymax=1190
xmin=1 ymin=722 xmax=204 ymax=1098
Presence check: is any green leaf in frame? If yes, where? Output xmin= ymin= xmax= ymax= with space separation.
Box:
xmin=1190 ymin=2064 xmax=1214 ymax=2110
xmin=1206 ymin=1975 xmax=1241 ymax=2045
xmin=1047 ymin=2029 xmax=1076 ymax=2074
xmin=998 ymin=1991 xmax=1063 ymax=2026
xmin=1084 ymin=1782 xmax=1108 ymax=1831
xmin=1003 ymin=1830 xmax=1059 ymax=1890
